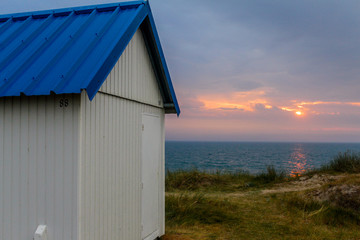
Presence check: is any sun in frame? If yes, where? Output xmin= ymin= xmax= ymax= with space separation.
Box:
xmin=295 ymin=111 xmax=302 ymax=116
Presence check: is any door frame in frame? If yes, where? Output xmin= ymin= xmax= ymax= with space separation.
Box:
xmin=141 ymin=113 xmax=161 ymax=240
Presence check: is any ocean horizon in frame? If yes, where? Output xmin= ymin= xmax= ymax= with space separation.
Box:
xmin=165 ymin=141 xmax=360 ymax=175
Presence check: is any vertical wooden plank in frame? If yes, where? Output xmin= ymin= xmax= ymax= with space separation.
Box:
xmin=130 ymin=36 xmax=135 ymax=100
xmin=100 ymin=95 xmax=105 ymax=240
xmin=137 ymin=105 xmax=141 ymax=238
xmin=112 ymin=96 xmax=117 ymax=239
xmin=0 ymin=99 xmax=4 ymax=239
xmin=63 ymin=94 xmax=73 ymax=240
xmin=109 ymin=96 xmax=114 ymax=240
xmin=125 ymin=41 xmax=129 ymax=98
xmin=125 ymin=101 xmax=131 ymax=236
xmin=104 ymin=94 xmax=109 ymax=240
xmin=110 ymin=61 xmax=115 ymax=96
xmin=18 ymin=96 xmax=29 ymax=240
xmin=79 ymin=93 xmax=85 ymax=240
xmin=115 ymin=60 xmax=119 ymax=96
xmin=28 ymin=96 xmax=37 ymax=237
xmin=3 ymin=98 xmax=12 ymax=240
xmin=112 ymin=97 xmax=116 ymax=239
xmin=84 ymin=93 xmax=92 ymax=240
xmin=116 ymin=98 xmax=122 ymax=239
xmin=11 ymin=97 xmax=20 ymax=240
xmin=77 ymin=94 xmax=83 ymax=240
xmin=73 ymin=95 xmax=80 ymax=240
xmin=45 ymin=95 xmax=56 ymax=238
xmin=134 ymin=104 xmax=139 ymax=237
xmin=89 ymin=94 xmax=96 ymax=240
xmin=53 ymin=95 xmax=64 ymax=240
xmin=95 ymin=95 xmax=100 ymax=240
xmin=36 ymin=96 xmax=46 ymax=227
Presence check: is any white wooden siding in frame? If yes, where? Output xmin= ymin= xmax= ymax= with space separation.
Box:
xmin=0 ymin=94 xmax=80 ymax=240
xmin=86 ymin=28 xmax=166 ymax=239
xmin=100 ymin=29 xmax=163 ymax=109
xmin=78 ymin=92 xmax=165 ymax=240
xmin=0 ymin=26 xmax=167 ymax=240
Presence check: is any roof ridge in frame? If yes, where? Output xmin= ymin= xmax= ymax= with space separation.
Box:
xmin=0 ymin=1 xmax=146 ymax=22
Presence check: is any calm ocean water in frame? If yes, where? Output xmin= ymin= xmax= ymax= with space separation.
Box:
xmin=165 ymin=142 xmax=360 ymax=175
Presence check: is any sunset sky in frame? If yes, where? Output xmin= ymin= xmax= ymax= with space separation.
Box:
xmin=2 ymin=0 xmax=360 ymax=142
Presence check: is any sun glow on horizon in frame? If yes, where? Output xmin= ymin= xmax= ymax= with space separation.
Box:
xmin=195 ymin=92 xmax=360 ymax=119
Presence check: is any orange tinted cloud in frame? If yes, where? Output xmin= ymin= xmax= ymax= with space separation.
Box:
xmin=279 ymin=100 xmax=360 ymax=116
xmin=196 ymin=89 xmax=360 ymax=118
xmin=198 ymin=88 xmax=273 ymax=112
xmin=296 ymin=101 xmax=360 ymax=107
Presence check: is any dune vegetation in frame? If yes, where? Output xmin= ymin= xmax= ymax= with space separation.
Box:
xmin=162 ymin=151 xmax=360 ymax=240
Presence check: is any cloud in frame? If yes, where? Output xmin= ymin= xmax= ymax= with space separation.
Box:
xmin=155 ymin=0 xmax=360 ymax=141
xmin=197 ymin=88 xmax=273 ymax=112
xmin=151 ymin=0 xmax=360 ymax=102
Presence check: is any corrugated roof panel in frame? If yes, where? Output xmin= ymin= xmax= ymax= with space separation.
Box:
xmin=0 ymin=1 xmax=180 ymax=115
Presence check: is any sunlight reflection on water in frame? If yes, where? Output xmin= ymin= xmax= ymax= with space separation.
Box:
xmin=289 ymin=144 xmax=311 ymax=177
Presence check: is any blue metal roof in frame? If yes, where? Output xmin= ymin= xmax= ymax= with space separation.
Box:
xmin=0 ymin=1 xmax=180 ymax=115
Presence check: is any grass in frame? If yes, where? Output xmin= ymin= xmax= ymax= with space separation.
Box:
xmin=165 ymin=191 xmax=360 ymax=239
xmin=163 ymin=152 xmax=360 ymax=239
xmin=283 ymin=193 xmax=360 ymax=226
xmin=319 ymin=151 xmax=360 ymax=173
xmin=166 ymin=193 xmax=240 ymax=225
xmin=165 ymin=166 xmax=287 ymax=192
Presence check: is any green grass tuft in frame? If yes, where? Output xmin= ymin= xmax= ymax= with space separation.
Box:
xmin=166 ymin=193 xmax=240 ymax=225
xmin=283 ymin=193 xmax=360 ymax=226
xmin=166 ymin=166 xmax=288 ymax=192
xmin=165 ymin=168 xmax=253 ymax=191
xmin=319 ymin=151 xmax=360 ymax=173
xmin=254 ymin=165 xmax=287 ymax=184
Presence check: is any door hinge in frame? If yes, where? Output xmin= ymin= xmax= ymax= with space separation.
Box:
xmin=141 ymin=182 xmax=144 ymax=189
xmin=142 ymin=124 xmax=144 ymax=131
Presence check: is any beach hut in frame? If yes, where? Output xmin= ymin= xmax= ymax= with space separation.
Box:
xmin=0 ymin=1 xmax=180 ymax=240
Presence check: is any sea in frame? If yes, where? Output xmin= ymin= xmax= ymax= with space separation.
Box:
xmin=165 ymin=141 xmax=360 ymax=176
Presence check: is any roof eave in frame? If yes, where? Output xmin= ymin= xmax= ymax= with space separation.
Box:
xmin=141 ymin=3 xmax=180 ymax=116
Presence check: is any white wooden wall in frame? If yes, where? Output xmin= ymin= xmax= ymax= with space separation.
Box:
xmin=78 ymin=92 xmax=164 ymax=240
xmin=78 ymin=28 xmax=165 ymax=240
xmin=0 ymin=94 xmax=80 ymax=240
xmin=0 ymin=27 xmax=166 ymax=240
xmin=100 ymin=29 xmax=164 ymax=109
